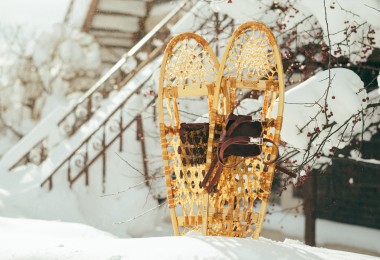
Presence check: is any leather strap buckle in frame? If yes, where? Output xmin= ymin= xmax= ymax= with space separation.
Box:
xmin=250 ymin=115 xmax=262 ymax=122
xmin=249 ymin=137 xmax=263 ymax=145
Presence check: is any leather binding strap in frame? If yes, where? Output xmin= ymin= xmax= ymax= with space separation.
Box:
xmin=201 ymin=114 xmax=296 ymax=193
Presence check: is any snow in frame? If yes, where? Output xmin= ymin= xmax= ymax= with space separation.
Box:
xmin=170 ymin=2 xmax=214 ymax=35
xmin=278 ymin=68 xmax=366 ymax=151
xmin=348 ymin=156 xmax=380 ymax=165
xmin=0 ymin=0 xmax=69 ymax=27
xmin=0 ymin=22 xmax=102 ymax=158
xmin=211 ymin=0 xmax=380 ymax=63
xmin=0 ymin=105 xmax=70 ymax=171
xmin=0 ymin=217 xmax=377 ymax=260
xmin=65 ymin=0 xmax=93 ymax=29
xmin=0 ymin=0 xmax=379 ymax=259
xmin=296 ymin=0 xmax=380 ymax=63
xmin=264 ymin=204 xmax=380 ymax=255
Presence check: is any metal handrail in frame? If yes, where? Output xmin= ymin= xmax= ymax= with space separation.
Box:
xmin=41 ymin=75 xmax=156 ymax=190
xmin=63 ymin=0 xmax=75 ymax=24
xmin=59 ymin=1 xmax=187 ymax=127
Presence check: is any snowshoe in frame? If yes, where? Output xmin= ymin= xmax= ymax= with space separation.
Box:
xmin=158 ymin=33 xmax=219 ymax=235
xmin=202 ymin=21 xmax=285 ymax=238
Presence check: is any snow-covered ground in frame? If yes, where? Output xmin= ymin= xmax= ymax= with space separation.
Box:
xmin=0 ymin=217 xmax=378 ymax=260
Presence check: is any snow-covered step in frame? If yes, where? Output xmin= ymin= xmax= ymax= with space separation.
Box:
xmin=91 ymin=14 xmax=140 ymax=33
xmin=91 ymin=29 xmax=135 ymax=40
xmin=97 ymin=0 xmax=150 ymax=17
xmin=95 ymin=33 xmax=135 ymax=48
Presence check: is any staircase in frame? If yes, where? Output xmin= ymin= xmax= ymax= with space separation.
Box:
xmin=0 ymin=2 xmax=232 ymax=198
xmin=0 ymin=2 xmax=189 ymax=173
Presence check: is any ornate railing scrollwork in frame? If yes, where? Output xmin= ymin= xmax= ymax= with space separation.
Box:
xmin=9 ymin=140 xmax=48 ymax=170
xmin=41 ymin=74 xmax=157 ymax=192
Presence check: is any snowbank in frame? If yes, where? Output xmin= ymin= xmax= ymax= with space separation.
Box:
xmin=279 ymin=68 xmax=366 ymax=151
xmin=0 ymin=217 xmax=376 ymax=260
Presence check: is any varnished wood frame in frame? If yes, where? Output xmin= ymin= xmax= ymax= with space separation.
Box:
xmin=203 ymin=21 xmax=285 ymax=238
xmin=158 ymin=33 xmax=220 ymax=235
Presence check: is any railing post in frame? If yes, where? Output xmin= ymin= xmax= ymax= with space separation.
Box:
xmin=87 ymin=97 xmax=92 ymax=122
xmin=102 ymin=125 xmax=107 ymax=193
xmin=68 ymin=158 xmax=72 ymax=188
xmin=63 ymin=0 xmax=75 ymax=24
xmin=119 ymin=110 xmax=124 ymax=152
xmin=48 ymin=176 xmax=53 ymax=191
xmin=82 ymin=0 xmax=99 ymax=32
xmin=84 ymin=143 xmax=89 ymax=186
xmin=136 ymin=114 xmax=149 ymax=187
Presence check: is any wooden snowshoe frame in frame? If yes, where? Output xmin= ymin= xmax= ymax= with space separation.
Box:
xmin=202 ymin=21 xmax=285 ymax=238
xmin=158 ymin=33 xmax=220 ymax=235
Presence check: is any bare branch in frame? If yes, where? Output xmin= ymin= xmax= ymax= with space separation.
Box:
xmin=364 ymin=4 xmax=380 ymax=13
xmin=113 ymin=201 xmax=167 ymax=224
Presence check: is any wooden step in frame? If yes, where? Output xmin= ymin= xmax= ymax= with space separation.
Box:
xmin=96 ymin=37 xmax=134 ymax=49
xmin=91 ymin=29 xmax=136 ymax=38
xmin=91 ymin=14 xmax=140 ymax=33
xmin=97 ymin=0 xmax=149 ymax=17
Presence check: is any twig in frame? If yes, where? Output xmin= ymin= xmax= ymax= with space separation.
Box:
xmin=100 ymin=175 xmax=165 ymax=197
xmin=113 ymin=201 xmax=167 ymax=224
xmin=323 ymin=0 xmax=333 ymax=126
xmin=0 ymin=111 xmax=23 ymax=138
xmin=116 ymin=152 xmax=145 ymax=176
xmin=364 ymin=4 xmax=380 ymax=13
